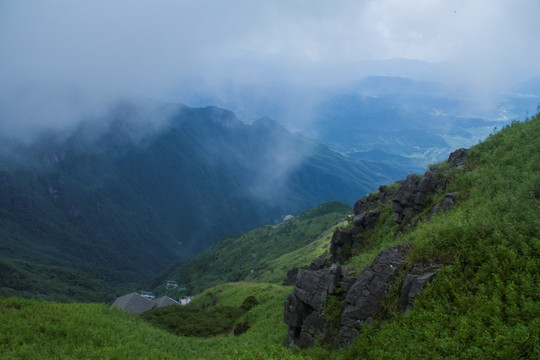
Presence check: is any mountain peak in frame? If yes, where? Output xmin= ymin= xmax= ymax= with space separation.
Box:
xmin=202 ymin=106 xmax=243 ymax=128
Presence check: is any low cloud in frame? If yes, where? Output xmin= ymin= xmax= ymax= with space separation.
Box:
xmin=1 ymin=0 xmax=539 ymax=140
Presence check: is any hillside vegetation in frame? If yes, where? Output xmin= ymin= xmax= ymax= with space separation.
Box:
xmin=0 ymin=102 xmax=394 ymax=300
xmin=1 ymin=114 xmax=538 ymax=359
xmin=342 ymin=115 xmax=540 ymax=358
xmin=157 ymin=201 xmax=351 ymax=294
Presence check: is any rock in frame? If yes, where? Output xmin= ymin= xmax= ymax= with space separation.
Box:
xmin=413 ymin=170 xmax=438 ymax=211
xmin=441 ymin=192 xmax=458 ymax=211
xmin=448 ymin=148 xmax=468 ymax=168
xmin=284 ymin=292 xmax=311 ymax=328
xmin=353 ymin=196 xmax=376 ymax=215
xmin=309 ymin=255 xmax=329 ymax=271
xmin=284 ymin=264 xmax=344 ymax=348
xmin=330 ymin=229 xmax=353 ymax=263
xmin=294 ymin=265 xmax=341 ymax=311
xmin=353 ymin=210 xmax=380 ymax=230
xmin=283 ymin=267 xmax=300 ymax=285
xmin=393 ymin=174 xmax=421 ymax=223
xmin=339 ymin=243 xmax=411 ymax=345
xmin=398 ymin=264 xmax=442 ymax=312
xmin=303 ymin=311 xmax=327 ymax=336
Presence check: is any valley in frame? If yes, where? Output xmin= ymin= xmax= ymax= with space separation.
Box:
xmin=1 ymin=112 xmax=538 ymax=359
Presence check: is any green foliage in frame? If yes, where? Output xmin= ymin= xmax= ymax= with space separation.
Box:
xmin=141 ymin=304 xmax=244 ymax=337
xmin=163 ymin=201 xmax=351 ymax=294
xmin=0 ymin=282 xmax=308 ymax=359
xmin=346 ymin=204 xmax=401 ymax=276
xmin=0 ymin=259 xmax=115 ymax=303
xmin=343 ymin=114 xmax=540 ymax=358
xmin=319 ymin=294 xmax=345 ymax=348
xmin=0 ymin=103 xmax=393 ymax=302
xmin=241 ymin=295 xmax=259 ymax=311
xmin=2 ymin=114 xmax=539 ymax=359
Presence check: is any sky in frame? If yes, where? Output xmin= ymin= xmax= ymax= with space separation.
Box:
xmin=1 ymin=0 xmax=540 ymax=138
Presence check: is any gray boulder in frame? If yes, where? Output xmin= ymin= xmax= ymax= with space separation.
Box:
xmin=448 ymin=148 xmax=468 ymax=168
xmin=339 ymin=243 xmax=410 ymax=344
xmin=284 ymin=264 xmax=344 ymax=348
xmin=399 ymin=264 xmax=442 ymax=312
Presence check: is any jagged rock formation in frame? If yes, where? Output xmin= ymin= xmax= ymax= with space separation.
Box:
xmin=339 ymin=243 xmax=411 ymax=344
xmin=284 ymin=264 xmax=352 ymax=348
xmin=284 ymin=149 xmax=468 ymax=349
xmin=398 ymin=263 xmax=443 ymax=313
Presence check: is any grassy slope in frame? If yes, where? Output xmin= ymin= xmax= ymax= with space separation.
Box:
xmin=158 ymin=201 xmax=351 ymax=294
xmin=0 ymin=283 xmax=308 ymax=360
xmin=341 ymin=116 xmax=540 ymax=359
xmin=1 ymin=115 xmax=538 ymax=359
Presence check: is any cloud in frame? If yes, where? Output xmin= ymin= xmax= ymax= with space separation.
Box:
xmin=1 ymin=0 xmax=539 ymax=138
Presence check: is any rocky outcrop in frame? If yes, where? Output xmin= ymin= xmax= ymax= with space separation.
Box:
xmin=448 ymin=148 xmax=468 ymax=168
xmin=398 ymin=264 xmax=442 ymax=312
xmin=283 ymin=148 xmax=470 ymax=349
xmin=330 ymin=229 xmax=353 ymax=263
xmin=283 ymin=267 xmax=300 ymax=285
xmin=339 ymin=243 xmax=411 ymax=344
xmin=284 ymin=244 xmax=442 ymax=348
xmin=284 ymin=264 xmax=352 ymax=348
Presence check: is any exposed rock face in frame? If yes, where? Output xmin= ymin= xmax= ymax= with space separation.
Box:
xmin=283 ymin=267 xmax=300 ymax=286
xmin=398 ymin=264 xmax=442 ymax=312
xmin=284 ymin=264 xmax=350 ymax=348
xmin=309 ymin=254 xmax=331 ymax=271
xmin=284 ymin=244 xmax=442 ymax=349
xmin=339 ymin=243 xmax=411 ymax=344
xmin=392 ymin=148 xmax=467 ymax=225
xmin=448 ymin=148 xmax=468 ymax=168
xmin=330 ymin=229 xmax=353 ymax=263
xmin=393 ymin=174 xmax=422 ymax=223
xmin=283 ymin=148 xmax=468 ymax=349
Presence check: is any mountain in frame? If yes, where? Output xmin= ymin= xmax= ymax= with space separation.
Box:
xmin=310 ymin=76 xmax=502 ymax=163
xmin=0 ymin=101 xmax=398 ymax=300
xmin=2 ymin=111 xmax=537 ymax=359
xmin=183 ymin=75 xmax=540 ymax=173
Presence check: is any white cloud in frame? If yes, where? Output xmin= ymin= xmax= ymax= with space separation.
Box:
xmin=0 ymin=0 xmax=539 ymax=136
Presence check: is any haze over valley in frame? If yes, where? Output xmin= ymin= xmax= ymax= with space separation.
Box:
xmin=0 ymin=1 xmax=539 ymax=358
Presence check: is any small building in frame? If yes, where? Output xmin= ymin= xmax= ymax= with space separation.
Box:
xmin=111 ymin=293 xmax=180 ymax=314
xmin=179 ymin=296 xmax=193 ymax=305
xmin=111 ymin=292 xmax=157 ymax=314
xmin=154 ymin=296 xmax=179 ymax=307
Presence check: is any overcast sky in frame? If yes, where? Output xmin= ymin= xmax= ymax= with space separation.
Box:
xmin=1 ymin=0 xmax=539 ymax=136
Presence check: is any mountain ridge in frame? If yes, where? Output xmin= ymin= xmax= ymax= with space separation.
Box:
xmin=0 ymin=101 xmax=399 ymax=300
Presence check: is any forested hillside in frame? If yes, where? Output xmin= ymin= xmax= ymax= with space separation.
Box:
xmin=0 ymin=101 xmax=394 ymax=300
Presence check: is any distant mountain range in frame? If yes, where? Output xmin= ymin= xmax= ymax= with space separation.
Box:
xmin=0 ymin=101 xmax=399 ymax=299
xmin=180 ymin=75 xmax=540 ymax=172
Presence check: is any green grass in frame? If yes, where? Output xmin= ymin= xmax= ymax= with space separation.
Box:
xmin=0 ymin=283 xmax=311 ymax=359
xmin=340 ymin=116 xmax=540 ymax=359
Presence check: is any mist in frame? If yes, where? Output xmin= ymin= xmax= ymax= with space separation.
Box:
xmin=1 ymin=0 xmax=540 ymax=141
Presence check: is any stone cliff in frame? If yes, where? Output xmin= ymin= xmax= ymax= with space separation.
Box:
xmin=284 ymin=148 xmax=468 ymax=348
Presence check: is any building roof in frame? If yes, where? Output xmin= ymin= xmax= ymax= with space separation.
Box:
xmin=111 ymin=292 xmax=157 ymax=314
xmin=154 ymin=296 xmax=179 ymax=308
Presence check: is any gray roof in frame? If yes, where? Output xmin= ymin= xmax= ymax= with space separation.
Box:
xmin=154 ymin=296 xmax=179 ymax=308
xmin=111 ymin=292 xmax=157 ymax=314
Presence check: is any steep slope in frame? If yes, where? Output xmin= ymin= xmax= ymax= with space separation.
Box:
xmin=0 ymin=101 xmax=395 ymax=300
xmin=284 ymin=114 xmax=540 ymax=357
